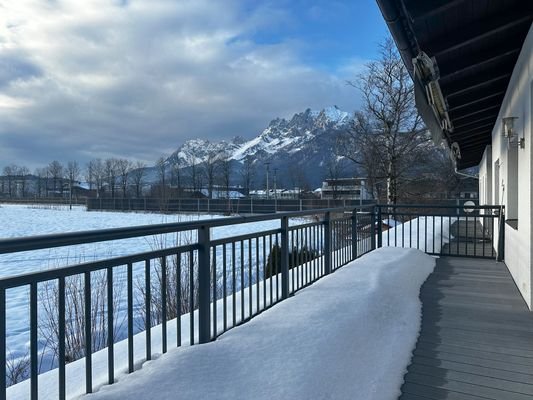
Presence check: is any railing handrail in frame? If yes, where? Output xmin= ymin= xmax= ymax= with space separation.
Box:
xmin=376 ymin=204 xmax=504 ymax=210
xmin=0 ymin=243 xmax=199 ymax=289
xmin=0 ymin=206 xmax=372 ymax=255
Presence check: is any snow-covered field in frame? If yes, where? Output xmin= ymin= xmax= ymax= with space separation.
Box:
xmin=80 ymin=247 xmax=435 ymax=400
xmin=0 ymin=204 xmax=281 ymax=371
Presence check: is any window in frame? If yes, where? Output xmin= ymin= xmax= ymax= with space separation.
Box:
xmin=494 ymin=160 xmax=500 ymax=205
xmin=507 ymin=132 xmax=519 ymax=223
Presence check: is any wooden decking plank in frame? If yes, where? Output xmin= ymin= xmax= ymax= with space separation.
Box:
xmin=420 ymin=319 xmax=533 ymax=337
xmin=409 ymin=356 xmax=533 ymax=384
xmin=418 ymin=329 xmax=533 ymax=353
xmin=407 ymin=364 xmax=533 ymax=395
xmin=399 ymin=252 xmax=533 ymax=400
xmin=405 ymin=372 xmax=533 ymax=400
xmin=413 ymin=348 xmax=533 ymax=373
xmin=416 ymin=336 xmax=533 ymax=359
xmin=414 ymin=342 xmax=533 ymax=366
xmin=401 ymin=382 xmax=489 ymax=400
xmin=422 ymin=324 xmax=533 ymax=349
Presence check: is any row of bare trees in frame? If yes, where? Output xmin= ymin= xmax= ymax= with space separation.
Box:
xmin=0 ymin=151 xmax=259 ymax=201
xmin=0 ymin=158 xmax=148 ymax=200
xmin=155 ymin=151 xmax=257 ymax=200
xmin=85 ymin=158 xmax=147 ymax=199
xmin=1 ymin=161 xmax=80 ymax=199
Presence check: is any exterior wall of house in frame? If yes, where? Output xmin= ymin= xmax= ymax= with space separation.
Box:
xmin=479 ymin=146 xmax=492 ymax=206
xmin=480 ymin=25 xmax=533 ymax=308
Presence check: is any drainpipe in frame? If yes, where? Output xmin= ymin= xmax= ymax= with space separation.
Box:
xmin=454 ymin=168 xmax=479 ymax=180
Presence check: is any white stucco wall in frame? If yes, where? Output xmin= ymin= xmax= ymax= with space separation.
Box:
xmin=479 ymin=147 xmax=492 ymax=206
xmin=482 ymin=24 xmax=533 ymax=308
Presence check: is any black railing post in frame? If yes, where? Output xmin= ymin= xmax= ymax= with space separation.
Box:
xmin=324 ymin=211 xmax=332 ymax=274
xmin=377 ymin=205 xmax=383 ymax=248
xmin=351 ymin=209 xmax=357 ymax=260
xmin=198 ymin=225 xmax=211 ymax=343
xmin=280 ymin=216 xmax=290 ymax=299
xmin=0 ymin=287 xmax=5 ymax=400
xmin=84 ymin=272 xmax=93 ymax=394
xmin=370 ymin=209 xmax=376 ymax=250
xmin=497 ymin=206 xmax=505 ymax=262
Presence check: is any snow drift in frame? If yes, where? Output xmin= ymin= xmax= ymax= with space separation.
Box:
xmin=86 ymin=247 xmax=435 ymax=400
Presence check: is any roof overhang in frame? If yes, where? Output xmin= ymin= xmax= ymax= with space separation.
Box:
xmin=376 ymin=0 xmax=533 ymax=169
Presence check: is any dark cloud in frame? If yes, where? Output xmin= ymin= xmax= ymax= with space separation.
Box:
xmin=0 ymin=52 xmax=42 ymax=88
xmin=0 ymin=1 xmax=364 ymax=169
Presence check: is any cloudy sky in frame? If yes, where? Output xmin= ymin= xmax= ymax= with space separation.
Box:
xmin=0 ymin=0 xmax=388 ymax=169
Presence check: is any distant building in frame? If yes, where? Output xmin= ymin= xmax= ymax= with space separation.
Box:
xmin=199 ymin=189 xmax=245 ymax=199
xmin=320 ymin=178 xmax=371 ymax=200
xmin=249 ymin=188 xmax=304 ymax=199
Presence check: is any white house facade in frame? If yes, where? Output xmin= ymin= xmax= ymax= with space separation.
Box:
xmin=479 ymin=25 xmax=533 ymax=307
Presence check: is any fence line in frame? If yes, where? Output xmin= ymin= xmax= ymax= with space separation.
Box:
xmin=0 ymin=206 xmax=375 ymax=400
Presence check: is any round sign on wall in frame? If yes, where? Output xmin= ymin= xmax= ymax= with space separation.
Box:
xmin=463 ymin=200 xmax=475 ymax=213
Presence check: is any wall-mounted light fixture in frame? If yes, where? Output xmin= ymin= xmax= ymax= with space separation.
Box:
xmin=502 ymin=116 xmax=517 ymax=138
xmin=502 ymin=117 xmax=524 ymax=149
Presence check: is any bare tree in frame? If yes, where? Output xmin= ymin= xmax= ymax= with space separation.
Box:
xmin=170 ymin=159 xmax=183 ymax=198
xmin=34 ymin=168 xmax=48 ymax=198
xmin=18 ymin=166 xmax=29 ymax=198
xmin=91 ymin=159 xmax=106 ymax=198
xmin=288 ymin=164 xmax=308 ymax=198
xmin=104 ymin=158 xmax=119 ymax=198
xmin=186 ymin=155 xmax=202 ymax=193
xmin=220 ymin=152 xmax=232 ymax=198
xmin=2 ymin=165 xmax=15 ymax=198
xmin=325 ymin=152 xmax=347 ymax=200
xmin=85 ymin=161 xmax=95 ymax=191
xmin=240 ymin=156 xmax=255 ymax=196
xmin=6 ymin=349 xmax=30 ymax=386
xmin=204 ymin=150 xmax=221 ymax=199
xmin=39 ymin=272 xmax=125 ymax=364
xmin=66 ymin=161 xmax=80 ymax=209
xmin=338 ymin=113 xmax=383 ymax=200
xmin=131 ymin=161 xmax=146 ymax=198
xmin=341 ymin=38 xmax=429 ymax=204
xmin=156 ymin=157 xmax=168 ymax=201
xmin=48 ymin=160 xmax=64 ymax=196
xmin=116 ymin=159 xmax=132 ymax=198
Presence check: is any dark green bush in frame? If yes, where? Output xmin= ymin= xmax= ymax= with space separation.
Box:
xmin=265 ymin=244 xmax=319 ymax=278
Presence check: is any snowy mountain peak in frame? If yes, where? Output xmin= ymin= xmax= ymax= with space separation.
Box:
xmin=322 ymin=105 xmax=351 ymax=123
xmin=165 ymin=106 xmax=354 ymax=186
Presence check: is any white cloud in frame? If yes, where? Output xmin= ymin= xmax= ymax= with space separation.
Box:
xmin=0 ymin=0 xmax=361 ymax=169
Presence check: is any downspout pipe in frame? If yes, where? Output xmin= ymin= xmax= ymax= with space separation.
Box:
xmin=454 ymin=168 xmax=479 ymax=180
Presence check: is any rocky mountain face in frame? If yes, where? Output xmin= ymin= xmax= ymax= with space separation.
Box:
xmin=162 ymin=106 xmax=356 ymax=189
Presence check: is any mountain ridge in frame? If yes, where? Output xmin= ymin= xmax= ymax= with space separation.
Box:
xmin=162 ymin=105 xmax=355 ymax=189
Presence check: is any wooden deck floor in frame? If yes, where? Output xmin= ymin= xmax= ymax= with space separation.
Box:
xmin=400 ymin=257 xmax=533 ymax=400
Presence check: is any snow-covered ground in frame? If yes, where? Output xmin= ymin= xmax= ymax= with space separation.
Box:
xmin=79 ymin=247 xmax=434 ymax=400
xmin=381 ymin=216 xmax=453 ymax=254
xmin=0 ymin=204 xmax=280 ymax=367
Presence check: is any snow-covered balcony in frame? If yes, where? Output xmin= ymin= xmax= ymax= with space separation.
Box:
xmin=0 ymin=204 xmax=518 ymax=400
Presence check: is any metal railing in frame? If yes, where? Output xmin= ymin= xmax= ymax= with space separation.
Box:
xmin=0 ymin=203 xmax=504 ymax=399
xmin=86 ymin=197 xmax=376 ymax=214
xmin=374 ymin=204 xmax=504 ymax=260
xmin=0 ymin=206 xmax=375 ymax=400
